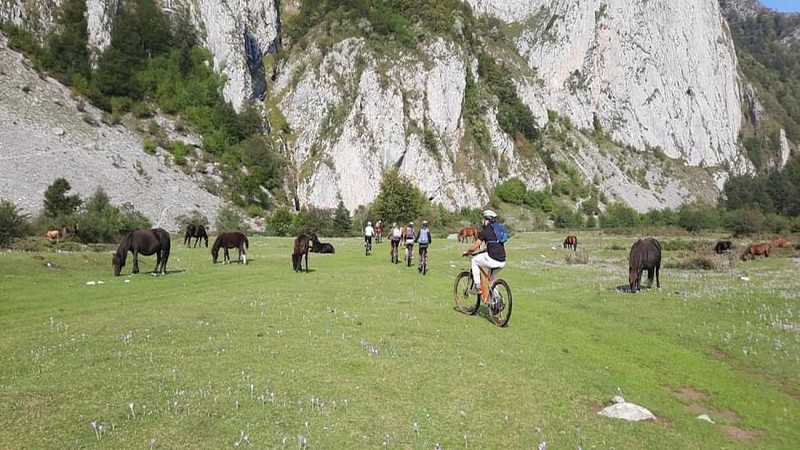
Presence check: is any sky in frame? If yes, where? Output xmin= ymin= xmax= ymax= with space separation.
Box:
xmin=760 ymin=0 xmax=800 ymax=13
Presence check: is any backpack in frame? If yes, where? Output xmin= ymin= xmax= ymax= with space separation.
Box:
xmin=489 ymin=222 xmax=509 ymax=244
xmin=405 ymin=228 xmax=415 ymax=240
xmin=391 ymin=227 xmax=402 ymax=239
xmin=418 ymin=229 xmax=430 ymax=245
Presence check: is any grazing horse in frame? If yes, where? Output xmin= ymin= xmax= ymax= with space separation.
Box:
xmin=309 ymin=232 xmax=335 ymax=254
xmin=772 ymin=237 xmax=788 ymax=248
xmin=112 ymin=228 xmax=171 ymax=276
xmin=457 ymin=226 xmax=478 ymax=243
xmin=741 ymin=242 xmax=770 ymax=261
xmin=211 ymin=232 xmax=249 ymax=264
xmin=714 ymin=240 xmax=733 ymax=254
xmin=184 ymin=224 xmax=209 ymax=247
xmin=628 ymin=237 xmax=662 ymax=292
xmin=292 ymin=233 xmax=310 ymax=272
xmin=563 ymin=235 xmax=578 ymax=251
xmin=46 ymin=229 xmax=61 ymax=243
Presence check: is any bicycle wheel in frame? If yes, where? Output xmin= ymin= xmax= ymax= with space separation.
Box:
xmin=488 ymin=279 xmax=512 ymax=327
xmin=406 ymin=247 xmax=412 ymax=266
xmin=453 ymin=271 xmax=480 ymax=315
xmin=422 ymin=256 xmax=427 ymax=275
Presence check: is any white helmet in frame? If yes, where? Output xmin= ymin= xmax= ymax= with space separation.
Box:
xmin=483 ymin=210 xmax=498 ymax=219
xmin=408 ymin=222 xmax=414 ymax=226
xmin=367 ymin=221 xmax=372 ymax=226
xmin=422 ymin=220 xmax=428 ymax=225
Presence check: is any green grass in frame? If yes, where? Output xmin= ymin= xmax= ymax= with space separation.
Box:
xmin=0 ymin=232 xmax=798 ymax=449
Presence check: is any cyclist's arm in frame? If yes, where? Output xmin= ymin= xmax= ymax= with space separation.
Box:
xmin=463 ymin=236 xmax=482 ymax=256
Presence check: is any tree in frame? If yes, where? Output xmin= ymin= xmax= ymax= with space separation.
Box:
xmin=42 ymin=0 xmax=91 ymax=84
xmin=0 ymin=200 xmax=30 ymax=247
xmin=43 ymin=178 xmax=82 ymax=219
xmin=73 ymin=187 xmax=151 ymax=243
xmin=372 ymin=170 xmax=427 ymax=224
xmin=268 ymin=208 xmax=294 ymax=237
xmin=678 ymin=203 xmax=720 ymax=232
xmin=600 ymin=202 xmax=640 ymax=228
xmin=495 ymin=178 xmax=527 ymax=205
xmin=332 ymin=200 xmax=352 ymax=236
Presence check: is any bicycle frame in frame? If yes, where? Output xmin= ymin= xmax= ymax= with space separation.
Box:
xmin=477 ymin=266 xmax=494 ymax=303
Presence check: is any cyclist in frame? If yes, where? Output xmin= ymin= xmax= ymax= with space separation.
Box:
xmin=403 ymin=221 xmax=416 ymax=265
xmin=364 ymin=221 xmax=375 ymax=255
xmin=462 ymin=210 xmax=506 ymax=294
xmin=389 ymin=222 xmax=402 ymax=262
xmin=415 ymin=220 xmax=432 ymax=272
xmin=374 ymin=220 xmax=383 ymax=243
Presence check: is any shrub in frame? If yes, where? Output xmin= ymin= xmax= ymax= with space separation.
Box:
xmin=268 ymin=208 xmax=294 ymax=237
xmin=564 ymin=249 xmax=589 ymax=265
xmin=725 ymin=209 xmax=765 ymax=236
xmin=495 ymin=178 xmax=527 ymax=205
xmin=0 ymin=200 xmax=31 ymax=248
xmin=215 ymin=206 xmax=247 ymax=232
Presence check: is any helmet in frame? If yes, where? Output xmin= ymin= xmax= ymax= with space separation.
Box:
xmin=408 ymin=222 xmax=414 ymax=226
xmin=422 ymin=220 xmax=428 ymax=225
xmin=392 ymin=222 xmax=397 ymax=227
xmin=483 ymin=210 xmax=498 ymax=219
xmin=367 ymin=221 xmax=372 ymax=226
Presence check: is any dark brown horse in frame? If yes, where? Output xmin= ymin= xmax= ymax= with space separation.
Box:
xmin=563 ymin=235 xmax=578 ymax=251
xmin=457 ymin=226 xmax=478 ymax=243
xmin=714 ymin=240 xmax=733 ymax=254
xmin=741 ymin=242 xmax=770 ymax=261
xmin=629 ymin=237 xmax=661 ymax=292
xmin=184 ymin=224 xmax=209 ymax=247
xmin=212 ymin=232 xmax=249 ymax=264
xmin=292 ymin=233 xmax=310 ymax=272
xmin=309 ymin=232 xmax=335 ymax=254
xmin=112 ymin=228 xmax=171 ymax=276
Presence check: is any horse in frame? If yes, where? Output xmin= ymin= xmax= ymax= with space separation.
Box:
xmin=628 ymin=237 xmax=661 ymax=292
xmin=292 ymin=233 xmax=310 ymax=272
xmin=112 ymin=228 xmax=171 ymax=276
xmin=309 ymin=232 xmax=335 ymax=254
xmin=714 ymin=240 xmax=733 ymax=254
xmin=211 ymin=232 xmax=249 ymax=264
xmin=457 ymin=226 xmax=478 ymax=243
xmin=741 ymin=242 xmax=770 ymax=261
xmin=46 ymin=229 xmax=61 ymax=244
xmin=563 ymin=235 xmax=578 ymax=251
xmin=772 ymin=237 xmax=788 ymax=248
xmin=184 ymin=224 xmax=209 ymax=247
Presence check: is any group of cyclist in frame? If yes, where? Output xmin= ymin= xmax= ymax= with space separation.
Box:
xmin=363 ymin=210 xmax=506 ymax=287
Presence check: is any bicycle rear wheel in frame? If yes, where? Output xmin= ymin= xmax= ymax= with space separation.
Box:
xmin=453 ymin=271 xmax=479 ymax=315
xmin=488 ymin=279 xmax=512 ymax=327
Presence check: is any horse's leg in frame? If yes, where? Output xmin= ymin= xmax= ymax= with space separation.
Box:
xmin=132 ymin=251 xmax=140 ymax=274
xmin=304 ymin=250 xmax=308 ymax=272
xmin=241 ymin=244 xmax=247 ymax=264
xmin=655 ymin=264 xmax=660 ymax=289
xmin=646 ymin=268 xmax=654 ymax=289
xmin=153 ymin=252 xmax=161 ymax=274
xmin=224 ymin=247 xmax=230 ymax=264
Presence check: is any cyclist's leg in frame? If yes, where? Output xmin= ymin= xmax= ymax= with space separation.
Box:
xmin=471 ymin=253 xmax=502 ymax=286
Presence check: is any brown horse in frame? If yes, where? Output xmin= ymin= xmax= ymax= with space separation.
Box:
xmin=629 ymin=238 xmax=661 ymax=292
xmin=112 ymin=228 xmax=171 ymax=276
xmin=741 ymin=242 xmax=770 ymax=261
xmin=457 ymin=226 xmax=478 ymax=243
xmin=211 ymin=232 xmax=249 ymax=264
xmin=184 ymin=224 xmax=209 ymax=247
xmin=292 ymin=233 xmax=310 ymax=272
xmin=563 ymin=235 xmax=578 ymax=251
xmin=772 ymin=237 xmax=788 ymax=248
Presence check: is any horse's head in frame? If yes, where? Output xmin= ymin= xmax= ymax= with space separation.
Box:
xmin=112 ymin=251 xmax=125 ymax=276
xmin=211 ymin=246 xmax=219 ymax=263
xmin=628 ymin=264 xmax=639 ymax=292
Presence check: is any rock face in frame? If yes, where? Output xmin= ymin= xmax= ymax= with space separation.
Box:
xmin=0 ymin=35 xmax=224 ymax=232
xmin=1 ymin=0 xmax=788 ymax=215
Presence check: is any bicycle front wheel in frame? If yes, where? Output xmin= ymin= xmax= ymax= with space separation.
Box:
xmin=453 ymin=271 xmax=479 ymax=315
xmin=488 ymin=279 xmax=512 ymax=327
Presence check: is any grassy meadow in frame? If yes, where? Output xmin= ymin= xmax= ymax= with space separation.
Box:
xmin=0 ymin=231 xmax=798 ymax=449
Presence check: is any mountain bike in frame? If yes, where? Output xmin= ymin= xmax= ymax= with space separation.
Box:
xmin=390 ymin=240 xmax=399 ymax=264
xmin=365 ymin=237 xmax=372 ymax=256
xmin=453 ymin=253 xmax=512 ymax=327
xmin=405 ymin=241 xmax=414 ymax=266
xmin=418 ymin=246 xmax=428 ymax=275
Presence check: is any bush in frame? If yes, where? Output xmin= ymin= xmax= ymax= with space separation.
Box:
xmin=0 ymin=200 xmax=31 ymax=247
xmin=495 ymin=178 xmax=527 ymax=205
xmin=725 ymin=209 xmax=765 ymax=236
xmin=268 ymin=208 xmax=294 ymax=237
xmin=600 ymin=202 xmax=640 ymax=228
xmin=664 ymin=250 xmax=736 ymax=271
xmin=564 ymin=249 xmax=589 ymax=265
xmin=215 ymin=206 xmax=247 ymax=232
xmin=677 ymin=203 xmax=720 ymax=232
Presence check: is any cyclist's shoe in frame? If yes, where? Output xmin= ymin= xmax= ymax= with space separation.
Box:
xmin=417 ymin=265 xmax=422 ymax=272
xmin=466 ymin=285 xmax=482 ymax=295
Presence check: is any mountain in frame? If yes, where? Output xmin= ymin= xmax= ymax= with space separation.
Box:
xmin=0 ymin=0 xmax=797 ymax=221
